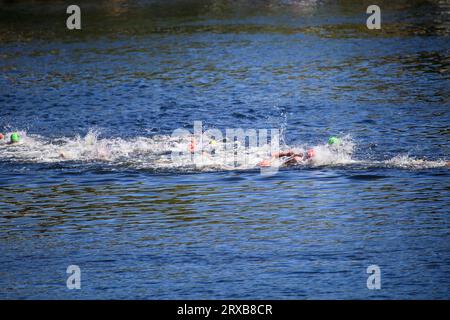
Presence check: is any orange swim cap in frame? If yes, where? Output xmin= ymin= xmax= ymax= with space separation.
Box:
xmin=188 ymin=139 xmax=196 ymax=153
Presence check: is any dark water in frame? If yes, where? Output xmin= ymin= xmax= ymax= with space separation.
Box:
xmin=0 ymin=0 xmax=449 ymax=299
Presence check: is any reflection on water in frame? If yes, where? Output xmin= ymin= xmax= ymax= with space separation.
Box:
xmin=0 ymin=167 xmax=449 ymax=299
xmin=0 ymin=0 xmax=449 ymax=299
xmin=0 ymin=0 xmax=449 ymax=42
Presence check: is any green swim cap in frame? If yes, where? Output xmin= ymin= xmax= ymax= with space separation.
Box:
xmin=328 ymin=136 xmax=340 ymax=145
xmin=10 ymin=132 xmax=20 ymax=143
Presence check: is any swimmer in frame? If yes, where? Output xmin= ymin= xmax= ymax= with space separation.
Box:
xmin=187 ymin=138 xmax=218 ymax=153
xmin=187 ymin=138 xmax=215 ymax=163
xmin=257 ymin=136 xmax=340 ymax=167
xmin=10 ymin=133 xmax=20 ymax=144
xmin=328 ymin=136 xmax=341 ymax=146
xmin=4 ymin=132 xmax=21 ymax=145
xmin=188 ymin=138 xmax=197 ymax=153
xmin=258 ymin=148 xmax=315 ymax=167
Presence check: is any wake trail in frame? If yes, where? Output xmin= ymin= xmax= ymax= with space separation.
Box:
xmin=0 ymin=130 xmax=448 ymax=172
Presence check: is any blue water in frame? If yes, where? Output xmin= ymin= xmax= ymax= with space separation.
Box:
xmin=0 ymin=1 xmax=449 ymax=299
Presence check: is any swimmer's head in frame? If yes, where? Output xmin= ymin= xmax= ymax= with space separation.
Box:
xmin=188 ymin=138 xmax=197 ymax=153
xmin=0 ymin=133 xmax=4 ymax=140
xmin=10 ymin=132 xmax=20 ymax=143
xmin=328 ymin=136 xmax=340 ymax=146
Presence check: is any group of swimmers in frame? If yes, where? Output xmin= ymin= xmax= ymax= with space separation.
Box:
xmin=0 ymin=132 xmax=21 ymax=145
xmin=187 ymin=135 xmax=342 ymax=167
xmin=2 ymin=132 xmax=449 ymax=167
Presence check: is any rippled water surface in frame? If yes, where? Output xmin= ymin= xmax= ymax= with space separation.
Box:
xmin=0 ymin=0 xmax=449 ymax=299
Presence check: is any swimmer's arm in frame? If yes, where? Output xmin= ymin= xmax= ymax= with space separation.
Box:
xmin=271 ymin=150 xmax=303 ymax=158
xmin=258 ymin=150 xmax=299 ymax=167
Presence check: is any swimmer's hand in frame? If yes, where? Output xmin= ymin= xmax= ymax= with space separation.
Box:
xmin=258 ymin=159 xmax=273 ymax=167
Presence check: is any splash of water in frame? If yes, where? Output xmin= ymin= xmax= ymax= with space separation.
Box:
xmin=384 ymin=155 xmax=448 ymax=169
xmin=0 ymin=129 xmax=447 ymax=171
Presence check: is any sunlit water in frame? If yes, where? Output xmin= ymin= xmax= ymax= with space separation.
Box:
xmin=0 ymin=1 xmax=449 ymax=299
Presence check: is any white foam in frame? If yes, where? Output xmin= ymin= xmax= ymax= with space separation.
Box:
xmin=384 ymin=154 xmax=447 ymax=169
xmin=308 ymin=134 xmax=356 ymax=166
xmin=0 ymin=130 xmax=447 ymax=171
